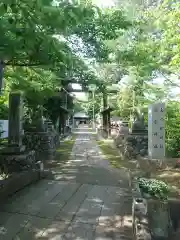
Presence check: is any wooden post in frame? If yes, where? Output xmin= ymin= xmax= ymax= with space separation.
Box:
xmin=58 ymin=115 xmax=61 ymax=134
xmin=62 ymin=113 xmax=65 ymax=134
xmin=107 ymin=110 xmax=111 ymax=137
xmin=103 ymin=91 xmax=107 ymax=108
xmin=102 ymin=91 xmax=108 ymax=134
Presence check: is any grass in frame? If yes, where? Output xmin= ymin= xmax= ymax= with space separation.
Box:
xmin=97 ymin=139 xmax=137 ymax=170
xmin=56 ymin=137 xmax=75 ymax=159
xmin=0 ymin=138 xmax=8 ymax=145
xmin=151 ymin=164 xmax=180 ymax=198
xmin=97 ymin=138 xmax=180 ymax=198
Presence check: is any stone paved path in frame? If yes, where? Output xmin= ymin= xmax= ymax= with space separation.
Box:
xmin=0 ymin=128 xmax=133 ymax=239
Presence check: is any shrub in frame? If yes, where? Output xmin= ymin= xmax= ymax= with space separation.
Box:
xmin=138 ymin=177 xmax=169 ymax=200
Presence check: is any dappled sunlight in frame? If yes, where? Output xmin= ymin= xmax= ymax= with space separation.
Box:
xmin=158 ymin=171 xmax=180 ymax=179
xmin=13 ymin=219 xmax=70 ymax=239
xmin=0 ymin=215 xmax=49 ymax=239
xmin=0 ymin=226 xmax=8 ymax=236
xmin=69 ymin=159 xmax=85 ymax=163
xmin=5 ymin=197 xmax=131 ymax=239
xmin=72 ymin=130 xmax=97 ymax=135
xmin=42 ymin=132 xmax=130 ymax=185
xmin=53 ymin=175 xmax=76 ymax=181
xmin=96 ymin=214 xmax=132 ymax=239
xmin=73 ymin=131 xmax=96 ymax=134
xmin=153 ymin=170 xmax=180 ymax=195
xmin=22 ymin=223 xmax=46 ymax=238
xmin=98 ymin=215 xmax=132 ymax=228
xmin=54 ymin=169 xmax=78 ymax=174
xmin=38 ymin=221 xmax=70 ymax=240
xmin=0 ymin=131 xmax=132 ymax=239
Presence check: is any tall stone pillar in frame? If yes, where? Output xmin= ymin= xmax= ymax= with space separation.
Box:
xmin=148 ymin=102 xmax=165 ymax=159
xmin=8 ymin=91 xmax=24 ymax=149
xmin=0 ymin=91 xmax=36 ymax=172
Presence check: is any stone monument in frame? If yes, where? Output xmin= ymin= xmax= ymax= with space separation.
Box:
xmin=5 ymin=91 xmax=25 ymax=153
xmin=122 ymin=108 xmax=148 ymax=158
xmin=131 ymin=108 xmax=147 ymax=134
xmin=148 ymin=102 xmax=165 ymax=159
xmin=147 ymin=102 xmax=171 ymax=239
xmin=24 ymin=113 xmax=58 ymax=161
xmin=0 ymin=91 xmax=36 ymax=173
xmin=28 ymin=106 xmax=46 ymax=132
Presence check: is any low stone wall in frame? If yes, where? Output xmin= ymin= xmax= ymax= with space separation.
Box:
xmin=131 ymin=177 xmax=151 ymax=240
xmin=0 ymin=167 xmax=53 ymax=203
xmin=114 ymin=133 xmax=148 ymax=159
xmin=0 ymin=170 xmax=40 ymax=203
xmin=23 ymin=130 xmax=59 ymax=161
xmin=131 ymin=176 xmax=174 ymax=240
xmin=0 ymin=150 xmax=36 ymax=174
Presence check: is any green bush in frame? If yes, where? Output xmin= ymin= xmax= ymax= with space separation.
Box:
xmin=165 ymin=101 xmax=180 ymax=158
xmin=0 ymin=96 xmax=8 ymax=120
xmin=138 ymin=177 xmax=169 ymax=200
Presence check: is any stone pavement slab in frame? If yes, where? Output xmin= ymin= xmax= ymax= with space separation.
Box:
xmin=55 ymin=184 xmax=92 ymax=222
xmin=0 ymin=130 xmax=133 ymax=239
xmin=37 ymin=182 xmax=80 ymax=219
xmin=50 ymin=132 xmax=129 ymax=187
xmin=74 ymin=185 xmax=107 ymax=224
xmin=14 ymin=216 xmax=51 ymax=240
xmin=63 ymin=222 xmax=95 ymax=240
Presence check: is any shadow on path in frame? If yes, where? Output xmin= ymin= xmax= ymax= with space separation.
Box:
xmin=0 ymin=129 xmax=133 ymax=240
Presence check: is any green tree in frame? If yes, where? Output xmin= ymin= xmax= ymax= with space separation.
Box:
xmin=166 ymin=101 xmax=180 ymax=157
xmin=0 ymin=0 xmax=131 ymax=122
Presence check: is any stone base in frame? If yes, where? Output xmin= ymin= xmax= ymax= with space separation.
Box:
xmin=0 ymin=170 xmax=40 ymax=203
xmin=131 ymin=178 xmax=151 ymax=240
xmin=148 ymin=199 xmax=171 ymax=239
xmin=0 ymin=150 xmax=36 ymax=173
xmin=115 ymin=133 xmax=148 ymax=159
xmin=0 ymin=145 xmax=26 ymax=154
xmin=131 ymin=130 xmax=148 ymax=135
xmin=36 ymin=150 xmax=56 ymax=161
xmin=23 ymin=131 xmax=59 ymax=161
xmin=131 ymin=177 xmax=174 ymax=240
